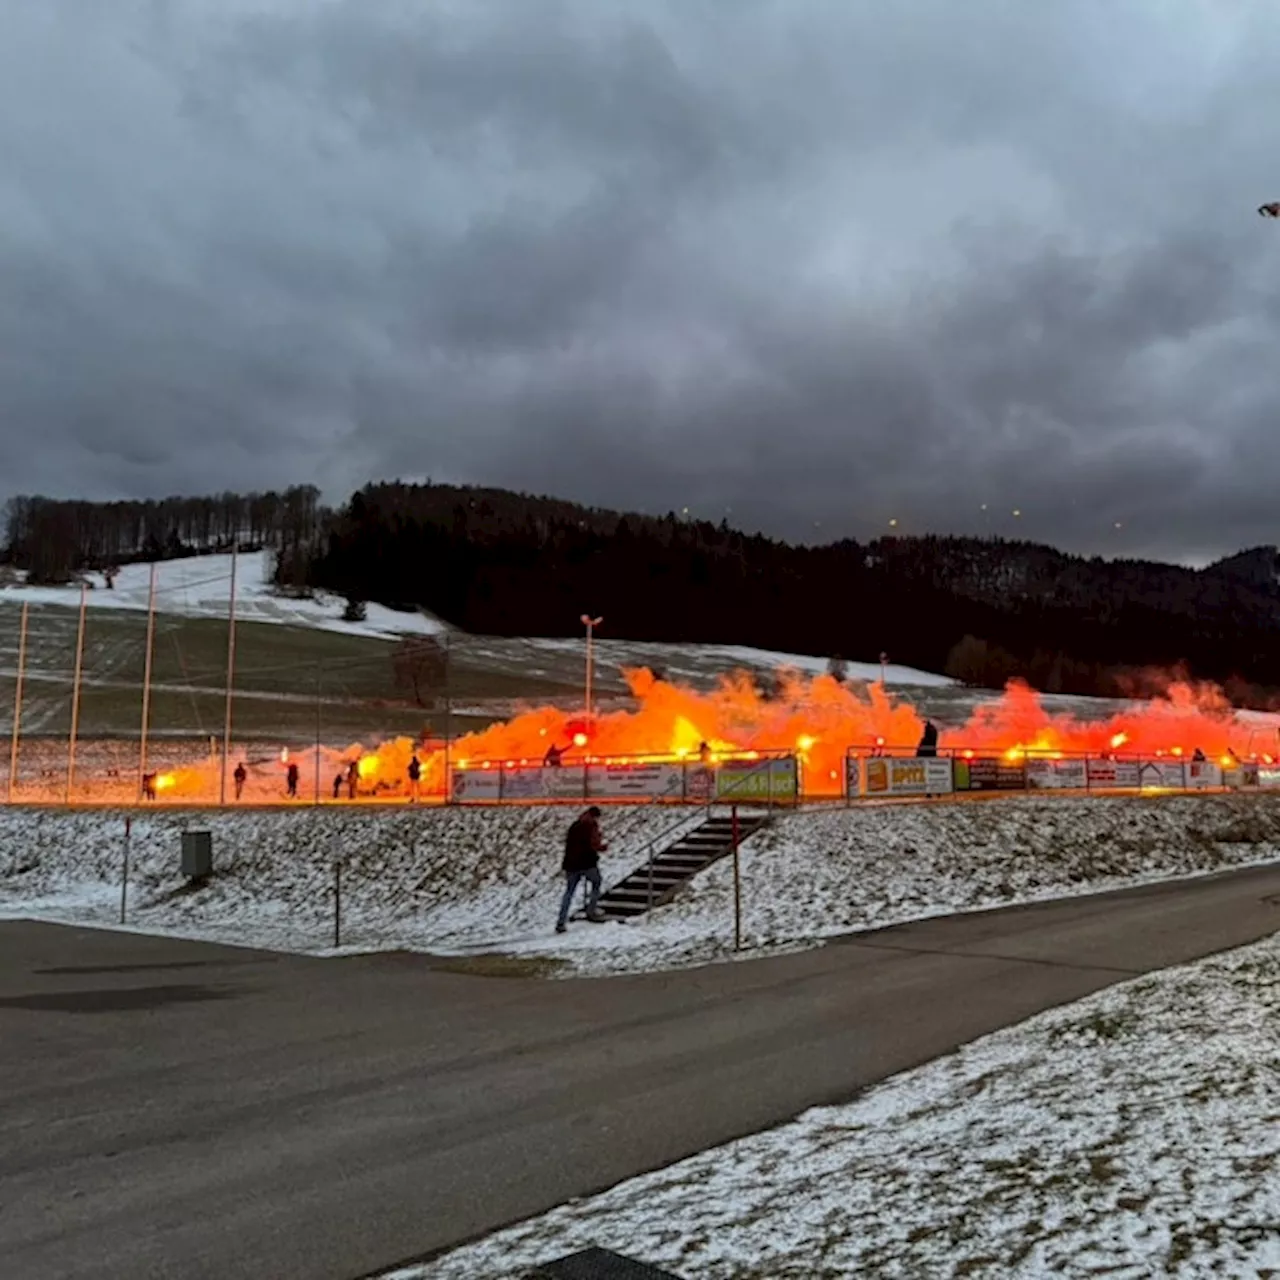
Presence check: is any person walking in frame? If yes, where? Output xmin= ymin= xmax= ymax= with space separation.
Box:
xmin=556 ymin=805 xmax=608 ymax=934
xmin=407 ymin=753 xmax=422 ymax=802
xmin=346 ymin=760 xmax=359 ymax=801
xmin=286 ymin=761 xmax=299 ymax=798
xmin=233 ymin=761 xmax=247 ymax=801
xmin=333 ymin=772 xmax=344 ymax=800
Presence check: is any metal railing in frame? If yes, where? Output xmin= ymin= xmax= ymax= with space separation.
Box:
xmin=842 ymin=744 xmax=1259 ymax=802
xmin=449 ymin=749 xmax=800 ymax=808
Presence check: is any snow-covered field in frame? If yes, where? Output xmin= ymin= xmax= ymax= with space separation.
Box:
xmin=2 ymin=795 xmax=1280 ymax=976
xmin=0 ymin=552 xmax=953 ymax=688
xmin=403 ymin=929 xmax=1280 ymax=1278
xmin=0 ymin=552 xmax=446 ymax=641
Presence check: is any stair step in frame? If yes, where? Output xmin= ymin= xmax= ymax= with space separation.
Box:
xmin=597 ymin=815 xmax=770 ymax=920
xmin=612 ymin=879 xmax=685 ymax=895
xmin=615 ymin=871 xmax=687 ymax=886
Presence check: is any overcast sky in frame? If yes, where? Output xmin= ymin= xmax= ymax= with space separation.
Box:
xmin=6 ymin=1 xmax=1280 ymax=563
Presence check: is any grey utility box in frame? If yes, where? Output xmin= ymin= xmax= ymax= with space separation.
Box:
xmin=181 ymin=830 xmax=213 ymax=881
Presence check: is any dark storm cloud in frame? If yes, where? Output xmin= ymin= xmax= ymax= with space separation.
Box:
xmin=5 ymin=0 xmax=1280 ymax=561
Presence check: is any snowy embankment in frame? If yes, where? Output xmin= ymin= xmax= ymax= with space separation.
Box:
xmin=404 ymin=931 xmax=1280 ymax=1279
xmin=2 ymin=795 xmax=1280 ymax=976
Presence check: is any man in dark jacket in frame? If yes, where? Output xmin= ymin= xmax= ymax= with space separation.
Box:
xmin=556 ymin=806 xmax=608 ymax=933
xmin=916 ymin=720 xmax=939 ymax=758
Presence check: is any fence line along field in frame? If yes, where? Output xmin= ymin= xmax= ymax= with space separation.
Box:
xmin=7 ymin=551 xmax=1280 ymax=808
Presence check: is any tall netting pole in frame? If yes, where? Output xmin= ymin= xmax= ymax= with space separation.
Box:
xmin=7 ymin=601 xmax=28 ymax=803
xmin=442 ymin=632 xmax=452 ymax=802
xmin=65 ymin=584 xmax=88 ymax=803
xmin=137 ymin=562 xmax=157 ymax=801
xmin=313 ymin=660 xmax=322 ymax=805
xmin=219 ymin=545 xmax=239 ymax=806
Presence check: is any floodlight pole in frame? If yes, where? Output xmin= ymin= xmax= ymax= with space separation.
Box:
xmin=442 ymin=630 xmax=452 ymax=801
xmin=581 ymin=615 xmax=603 ymax=722
xmin=313 ymin=660 xmax=322 ymax=805
xmin=138 ymin=562 xmax=157 ymax=800
xmin=65 ymin=584 xmax=88 ymax=803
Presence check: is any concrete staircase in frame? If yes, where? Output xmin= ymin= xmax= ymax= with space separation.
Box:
xmin=595 ymin=812 xmax=770 ymax=921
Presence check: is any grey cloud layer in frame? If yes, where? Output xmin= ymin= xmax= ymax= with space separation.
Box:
xmin=5 ymin=0 xmax=1280 ymax=560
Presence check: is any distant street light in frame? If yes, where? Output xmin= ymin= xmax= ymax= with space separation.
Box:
xmin=581 ymin=615 xmax=603 ymax=722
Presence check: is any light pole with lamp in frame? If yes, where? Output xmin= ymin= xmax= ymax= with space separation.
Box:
xmin=581 ymin=615 xmax=603 ymax=722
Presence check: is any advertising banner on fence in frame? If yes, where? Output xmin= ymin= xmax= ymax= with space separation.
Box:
xmin=586 ymin=762 xmax=686 ymax=799
xmin=864 ymin=757 xmax=953 ymax=796
xmin=1086 ymin=759 xmax=1139 ymax=788
xmin=952 ymin=757 xmax=1026 ymax=791
xmin=498 ymin=766 xmax=588 ymax=801
xmin=1183 ymin=761 xmax=1223 ymax=788
xmin=452 ymin=756 xmax=797 ymax=803
xmin=451 ymin=768 xmax=501 ymax=802
xmin=1026 ymin=758 xmax=1087 ymax=789
xmin=714 ymin=757 xmax=798 ymax=802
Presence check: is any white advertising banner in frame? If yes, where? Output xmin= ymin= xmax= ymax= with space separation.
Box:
xmin=864 ymin=757 xmax=954 ymax=796
xmin=1085 ymin=759 xmax=1141 ymax=788
xmin=451 ymin=768 xmax=501 ymax=802
xmin=586 ymin=762 xmax=686 ymax=799
xmin=1131 ymin=760 xmax=1210 ymax=788
xmin=1183 ymin=761 xmax=1223 ymax=789
xmin=1026 ymin=759 xmax=1087 ymax=789
xmin=497 ymin=767 xmax=586 ymax=800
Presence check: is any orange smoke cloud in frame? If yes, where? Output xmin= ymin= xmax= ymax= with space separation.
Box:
xmin=443 ymin=669 xmax=1267 ymax=797
xmin=134 ymin=666 xmax=1273 ymax=803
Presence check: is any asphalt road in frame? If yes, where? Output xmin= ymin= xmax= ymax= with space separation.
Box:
xmin=4 ymin=863 xmax=1280 ymax=1280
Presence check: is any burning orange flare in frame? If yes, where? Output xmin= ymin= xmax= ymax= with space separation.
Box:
xmin=130 ymin=664 xmax=1271 ymax=802
xmin=419 ymin=670 xmax=1259 ymax=798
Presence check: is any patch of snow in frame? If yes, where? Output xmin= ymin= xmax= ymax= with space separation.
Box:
xmin=0 ymin=553 xmax=445 ymax=641
xmin=401 ymin=927 xmax=1280 ymax=1278
xmin=523 ymin=636 xmax=952 ymax=687
xmin=3 ymin=794 xmax=1280 ymax=977
xmin=698 ymin=644 xmax=953 ymax=687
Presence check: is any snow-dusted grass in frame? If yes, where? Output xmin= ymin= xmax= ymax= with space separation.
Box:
xmin=3 ymin=794 xmax=1280 ymax=975
xmin=402 ymin=930 xmax=1280 ymax=1278
xmin=0 ymin=804 xmax=702 ymax=967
